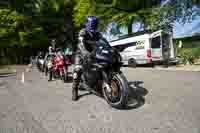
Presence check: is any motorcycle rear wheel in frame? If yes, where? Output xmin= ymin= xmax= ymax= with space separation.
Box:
xmin=102 ymin=72 xmax=129 ymax=109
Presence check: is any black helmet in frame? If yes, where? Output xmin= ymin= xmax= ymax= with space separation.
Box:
xmin=85 ymin=16 xmax=98 ymax=32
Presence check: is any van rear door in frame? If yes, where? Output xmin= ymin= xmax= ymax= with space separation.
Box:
xmin=151 ymin=36 xmax=162 ymax=61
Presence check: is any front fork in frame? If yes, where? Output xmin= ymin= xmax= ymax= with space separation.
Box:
xmin=102 ymin=69 xmax=122 ymax=95
xmin=102 ymin=71 xmax=112 ymax=93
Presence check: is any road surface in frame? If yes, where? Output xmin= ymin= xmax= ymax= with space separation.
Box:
xmin=0 ymin=66 xmax=200 ymax=133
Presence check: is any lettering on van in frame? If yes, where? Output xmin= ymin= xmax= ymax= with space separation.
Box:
xmin=136 ymin=40 xmax=145 ymax=49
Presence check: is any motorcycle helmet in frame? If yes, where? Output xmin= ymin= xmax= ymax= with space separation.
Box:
xmin=85 ymin=16 xmax=98 ymax=32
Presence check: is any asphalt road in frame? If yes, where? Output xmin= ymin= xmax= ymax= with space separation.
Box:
xmin=0 ymin=66 xmax=200 ymax=133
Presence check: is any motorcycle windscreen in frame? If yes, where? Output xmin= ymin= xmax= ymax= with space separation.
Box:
xmin=96 ymin=47 xmax=113 ymax=65
xmin=95 ymin=37 xmax=114 ymax=63
xmin=96 ymin=38 xmax=112 ymax=49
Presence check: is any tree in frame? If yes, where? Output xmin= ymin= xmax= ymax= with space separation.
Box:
xmin=7 ymin=0 xmax=76 ymax=48
xmin=73 ymin=0 xmax=200 ymax=34
xmin=0 ymin=0 xmax=77 ymax=64
xmin=0 ymin=8 xmax=24 ymax=47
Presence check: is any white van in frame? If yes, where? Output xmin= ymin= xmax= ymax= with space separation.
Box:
xmin=109 ymin=30 xmax=176 ymax=66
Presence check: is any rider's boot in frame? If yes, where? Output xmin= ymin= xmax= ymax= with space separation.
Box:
xmin=72 ymin=79 xmax=79 ymax=101
xmin=72 ymin=68 xmax=82 ymax=101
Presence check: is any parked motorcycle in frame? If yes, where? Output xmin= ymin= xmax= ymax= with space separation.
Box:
xmin=44 ymin=54 xmax=51 ymax=76
xmin=43 ymin=52 xmax=54 ymax=77
xmin=78 ymin=39 xmax=129 ymax=109
xmin=48 ymin=51 xmax=68 ymax=82
xmin=63 ymin=54 xmax=72 ymax=80
xmin=36 ymin=52 xmax=45 ymax=72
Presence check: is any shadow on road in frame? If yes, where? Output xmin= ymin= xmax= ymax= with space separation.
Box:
xmin=0 ymin=72 xmax=16 ymax=78
xmin=0 ymin=81 xmax=8 ymax=87
xmin=78 ymin=92 xmax=93 ymax=99
xmin=77 ymin=80 xmax=148 ymax=110
xmin=122 ymin=81 xmax=148 ymax=110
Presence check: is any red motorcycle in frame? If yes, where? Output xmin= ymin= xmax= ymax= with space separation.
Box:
xmin=48 ymin=52 xmax=70 ymax=82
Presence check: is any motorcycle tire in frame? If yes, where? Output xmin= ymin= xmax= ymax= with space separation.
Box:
xmin=102 ymin=72 xmax=129 ymax=109
xmin=48 ymin=71 xmax=53 ymax=81
xmin=63 ymin=66 xmax=68 ymax=83
xmin=44 ymin=65 xmax=48 ymax=76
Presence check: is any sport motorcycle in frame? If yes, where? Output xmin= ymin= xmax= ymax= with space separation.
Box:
xmin=77 ymin=39 xmax=130 ymax=109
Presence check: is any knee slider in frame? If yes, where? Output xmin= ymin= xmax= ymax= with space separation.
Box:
xmin=73 ymin=65 xmax=82 ymax=79
xmin=74 ymin=65 xmax=82 ymax=73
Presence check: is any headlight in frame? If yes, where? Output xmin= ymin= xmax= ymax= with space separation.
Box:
xmin=102 ymin=49 xmax=109 ymax=54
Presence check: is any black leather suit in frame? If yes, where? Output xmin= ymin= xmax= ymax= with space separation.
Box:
xmin=72 ymin=28 xmax=105 ymax=100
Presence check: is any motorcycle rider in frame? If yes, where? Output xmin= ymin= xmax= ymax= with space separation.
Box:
xmin=43 ymin=46 xmax=56 ymax=75
xmin=45 ymin=39 xmax=56 ymax=61
xmin=72 ymin=16 xmax=107 ymax=101
xmin=44 ymin=46 xmax=53 ymax=63
xmin=36 ymin=51 xmax=45 ymax=72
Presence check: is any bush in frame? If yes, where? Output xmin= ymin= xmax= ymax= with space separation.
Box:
xmin=176 ymin=48 xmax=200 ymax=65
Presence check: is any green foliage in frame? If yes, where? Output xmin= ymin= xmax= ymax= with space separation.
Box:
xmin=73 ymin=0 xmax=198 ymax=33
xmin=0 ymin=0 xmax=199 ymax=65
xmin=0 ymin=0 xmax=76 ymax=48
xmin=0 ymin=9 xmax=24 ymax=31
xmin=177 ymin=47 xmax=200 ymax=65
xmin=1 ymin=0 xmax=198 ymax=47
xmin=73 ymin=0 xmax=92 ymax=27
xmin=0 ymin=9 xmax=20 ymax=47
xmin=73 ymin=0 xmax=147 ymax=30
xmin=0 ymin=0 xmax=76 ymax=65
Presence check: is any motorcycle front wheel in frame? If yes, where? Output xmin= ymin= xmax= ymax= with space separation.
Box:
xmin=102 ymin=72 xmax=129 ymax=109
xmin=63 ymin=66 xmax=68 ymax=83
xmin=44 ymin=66 xmax=48 ymax=76
xmin=48 ymin=70 xmax=53 ymax=81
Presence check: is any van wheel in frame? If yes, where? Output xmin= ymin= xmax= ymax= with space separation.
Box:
xmin=128 ymin=59 xmax=136 ymax=68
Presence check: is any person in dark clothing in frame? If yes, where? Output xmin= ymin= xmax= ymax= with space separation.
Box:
xmin=72 ymin=16 xmax=107 ymax=101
